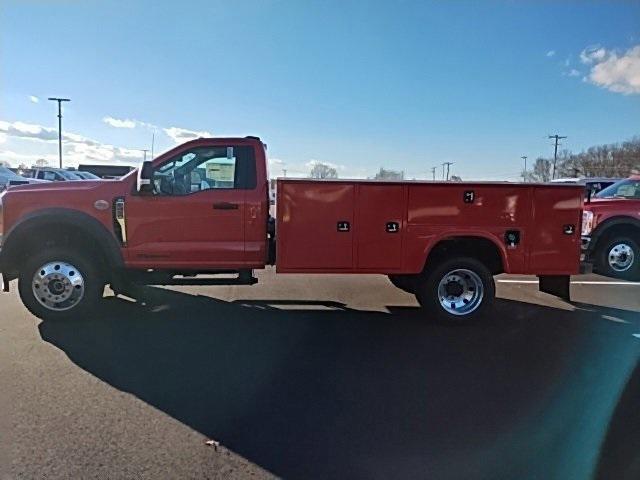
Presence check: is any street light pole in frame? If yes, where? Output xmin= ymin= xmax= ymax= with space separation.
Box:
xmin=48 ymin=97 xmax=70 ymax=168
xmin=521 ymin=155 xmax=528 ymax=182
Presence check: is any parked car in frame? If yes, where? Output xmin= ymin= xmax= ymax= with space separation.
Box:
xmin=0 ymin=166 xmax=48 ymax=191
xmin=30 ymin=168 xmax=83 ymax=182
xmin=0 ymin=137 xmax=585 ymax=322
xmin=581 ymin=175 xmax=640 ymax=280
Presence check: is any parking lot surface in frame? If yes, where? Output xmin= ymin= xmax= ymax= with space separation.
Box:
xmin=1 ymin=269 xmax=639 ymax=479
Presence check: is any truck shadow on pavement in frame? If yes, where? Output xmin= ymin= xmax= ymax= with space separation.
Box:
xmin=38 ymin=288 xmax=640 ymax=480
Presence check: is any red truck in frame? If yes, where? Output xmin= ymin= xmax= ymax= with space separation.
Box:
xmin=581 ymin=175 xmax=640 ymax=280
xmin=0 ymin=137 xmax=585 ymax=322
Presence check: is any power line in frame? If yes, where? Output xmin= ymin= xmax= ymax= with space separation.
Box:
xmin=548 ymin=134 xmax=567 ymax=179
xmin=47 ymin=97 xmax=70 ymax=168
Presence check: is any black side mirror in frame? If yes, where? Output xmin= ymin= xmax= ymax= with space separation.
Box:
xmin=137 ymin=161 xmax=154 ymax=194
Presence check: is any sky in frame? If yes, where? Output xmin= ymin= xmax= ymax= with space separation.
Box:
xmin=1 ymin=0 xmax=639 ymax=180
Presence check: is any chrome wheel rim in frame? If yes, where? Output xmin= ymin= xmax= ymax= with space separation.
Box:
xmin=437 ymin=268 xmax=484 ymax=316
xmin=608 ymin=243 xmax=634 ymax=272
xmin=32 ymin=261 xmax=85 ymax=311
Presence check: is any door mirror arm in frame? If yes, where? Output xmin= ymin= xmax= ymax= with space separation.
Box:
xmin=137 ymin=161 xmax=154 ymax=195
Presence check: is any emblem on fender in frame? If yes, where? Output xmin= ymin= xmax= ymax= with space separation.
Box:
xmin=94 ymin=200 xmax=109 ymax=211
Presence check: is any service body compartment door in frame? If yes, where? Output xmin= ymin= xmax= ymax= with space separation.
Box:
xmin=356 ymin=184 xmax=404 ymax=270
xmin=528 ymin=186 xmax=583 ymax=274
xmin=276 ymin=181 xmax=354 ymax=271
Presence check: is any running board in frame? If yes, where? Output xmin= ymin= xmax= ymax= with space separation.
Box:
xmin=124 ymin=269 xmax=258 ymax=287
xmin=157 ymin=276 xmax=258 ymax=286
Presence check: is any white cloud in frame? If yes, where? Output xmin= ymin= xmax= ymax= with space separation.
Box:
xmin=29 ymin=95 xmax=39 ymax=103
xmin=546 ymin=50 xmax=556 ymax=57
xmin=580 ymin=45 xmax=607 ymax=64
xmin=163 ymin=126 xmax=212 ymax=143
xmin=583 ymin=45 xmax=640 ymax=94
xmin=103 ymin=116 xmax=136 ymax=129
xmin=568 ymin=69 xmax=580 ymax=77
xmin=0 ymin=118 xmax=144 ymax=167
xmin=0 ymin=120 xmax=58 ymax=142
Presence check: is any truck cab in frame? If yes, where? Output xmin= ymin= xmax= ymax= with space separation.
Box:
xmin=582 ymin=175 xmax=640 ymax=280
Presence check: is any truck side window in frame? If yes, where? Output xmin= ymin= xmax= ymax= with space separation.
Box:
xmin=153 ymin=146 xmax=256 ymax=196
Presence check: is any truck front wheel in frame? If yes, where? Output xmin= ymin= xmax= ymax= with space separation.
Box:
xmin=415 ymin=257 xmax=495 ymax=323
xmin=18 ymin=248 xmax=105 ymax=320
xmin=596 ymin=236 xmax=639 ymax=281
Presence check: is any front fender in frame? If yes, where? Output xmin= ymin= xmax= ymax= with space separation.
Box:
xmin=0 ymin=207 xmax=124 ymax=276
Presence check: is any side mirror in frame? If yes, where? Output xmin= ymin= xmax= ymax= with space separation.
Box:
xmin=137 ymin=161 xmax=154 ymax=194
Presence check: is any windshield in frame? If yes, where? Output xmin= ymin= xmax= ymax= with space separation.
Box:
xmin=0 ymin=166 xmax=24 ymax=180
xmin=78 ymin=171 xmax=100 ymax=179
xmin=57 ymin=170 xmax=82 ymax=180
xmin=595 ymin=178 xmax=640 ymax=199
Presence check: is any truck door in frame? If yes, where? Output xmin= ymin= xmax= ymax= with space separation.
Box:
xmin=125 ymin=145 xmax=256 ymax=269
xmin=356 ymin=184 xmax=404 ymax=270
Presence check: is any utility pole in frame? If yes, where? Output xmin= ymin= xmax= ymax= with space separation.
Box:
xmin=548 ymin=134 xmax=567 ymax=179
xmin=47 ymin=97 xmax=70 ymax=168
xmin=442 ymin=162 xmax=454 ymax=181
xmin=141 ymin=149 xmax=149 ymax=162
xmin=282 ymin=168 xmax=287 ymax=178
xmin=521 ymin=155 xmax=528 ymax=182
xmin=430 ymin=166 xmax=437 ymax=180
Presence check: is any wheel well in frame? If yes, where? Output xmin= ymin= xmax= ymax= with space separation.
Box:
xmin=594 ymin=223 xmax=640 ymax=251
xmin=424 ymin=236 xmax=504 ymax=275
xmin=2 ymin=208 xmax=125 ymax=282
xmin=12 ymin=224 xmax=108 ymax=270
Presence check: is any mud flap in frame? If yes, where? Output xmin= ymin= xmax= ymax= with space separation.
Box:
xmin=538 ymin=275 xmax=570 ymax=302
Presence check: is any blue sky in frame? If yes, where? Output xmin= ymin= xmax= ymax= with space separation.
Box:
xmin=1 ymin=0 xmax=639 ymax=179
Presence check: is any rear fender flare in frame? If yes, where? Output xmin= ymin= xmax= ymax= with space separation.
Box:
xmin=421 ymin=231 xmax=510 ymax=273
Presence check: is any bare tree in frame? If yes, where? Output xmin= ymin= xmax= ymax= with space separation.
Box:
xmin=525 ymin=157 xmax=552 ymax=182
xmin=556 ymin=136 xmax=640 ymax=178
xmin=309 ymin=162 xmax=338 ymax=179
xmin=35 ymin=158 xmax=49 ymax=168
xmin=450 ymin=175 xmax=463 ymax=182
xmin=0 ymin=160 xmax=10 ymax=168
xmin=373 ymin=167 xmax=404 ymax=180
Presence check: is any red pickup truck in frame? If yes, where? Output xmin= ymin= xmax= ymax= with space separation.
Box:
xmin=0 ymin=137 xmax=584 ymax=322
xmin=581 ymin=175 xmax=640 ymax=280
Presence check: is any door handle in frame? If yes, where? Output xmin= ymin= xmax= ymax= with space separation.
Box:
xmin=213 ymin=202 xmax=239 ymax=210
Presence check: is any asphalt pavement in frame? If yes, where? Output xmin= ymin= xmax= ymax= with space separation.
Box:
xmin=1 ymin=270 xmax=639 ymax=480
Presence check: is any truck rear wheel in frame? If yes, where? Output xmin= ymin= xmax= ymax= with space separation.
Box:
xmin=596 ymin=236 xmax=639 ymax=281
xmin=415 ymin=257 xmax=495 ymax=323
xmin=18 ymin=248 xmax=105 ymax=320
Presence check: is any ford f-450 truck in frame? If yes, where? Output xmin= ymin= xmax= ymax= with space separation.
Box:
xmin=0 ymin=137 xmax=585 ymax=322
xmin=581 ymin=175 xmax=640 ymax=280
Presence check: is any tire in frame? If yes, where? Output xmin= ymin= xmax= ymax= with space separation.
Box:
xmin=388 ymin=274 xmax=418 ymax=294
xmin=415 ymin=257 xmax=495 ymax=323
xmin=18 ymin=247 xmax=105 ymax=320
xmin=595 ymin=236 xmax=640 ymax=281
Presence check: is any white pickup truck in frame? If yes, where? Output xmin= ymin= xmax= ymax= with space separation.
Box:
xmin=0 ymin=166 xmax=48 ymax=191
